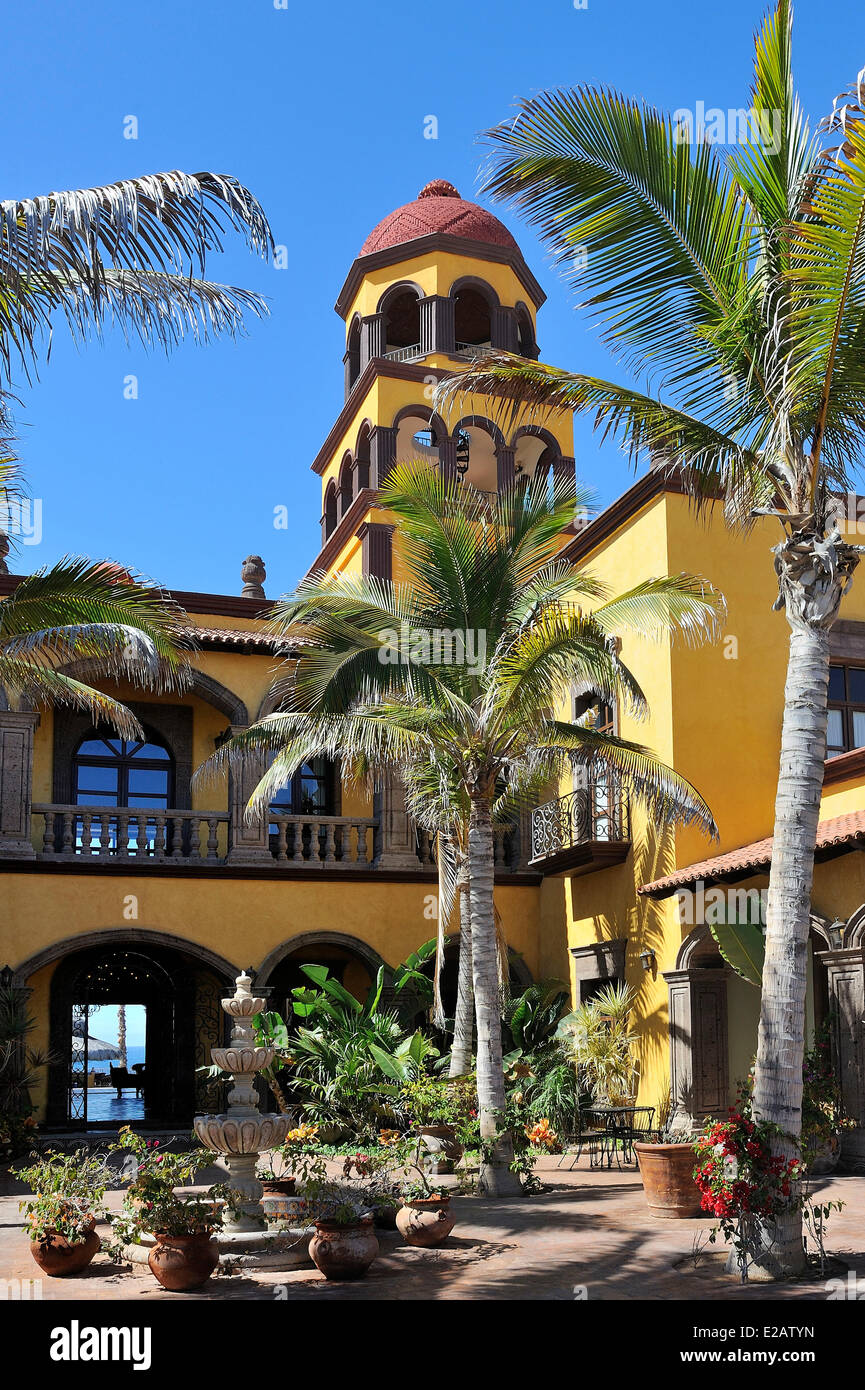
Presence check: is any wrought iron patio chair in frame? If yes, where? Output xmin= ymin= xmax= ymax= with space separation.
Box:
xmin=556 ymin=1107 xmax=609 ymax=1170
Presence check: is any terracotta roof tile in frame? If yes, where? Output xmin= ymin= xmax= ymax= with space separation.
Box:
xmin=639 ymin=809 xmax=865 ymax=897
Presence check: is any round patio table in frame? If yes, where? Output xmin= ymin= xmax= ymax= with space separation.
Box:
xmin=582 ymin=1105 xmax=656 ymax=1168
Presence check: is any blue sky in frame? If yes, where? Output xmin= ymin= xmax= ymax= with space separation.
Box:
xmin=3 ymin=0 xmax=861 ymax=596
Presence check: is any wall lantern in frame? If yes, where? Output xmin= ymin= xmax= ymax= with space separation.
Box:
xmin=827 ymin=918 xmax=847 ymax=949
xmin=639 ymin=947 xmax=656 ymax=973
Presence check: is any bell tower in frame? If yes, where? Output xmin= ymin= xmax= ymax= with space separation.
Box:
xmin=306 ymin=178 xmax=576 ymax=583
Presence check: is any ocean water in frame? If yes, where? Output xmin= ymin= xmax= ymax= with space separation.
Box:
xmin=87 ymin=1045 xmax=147 ymax=1074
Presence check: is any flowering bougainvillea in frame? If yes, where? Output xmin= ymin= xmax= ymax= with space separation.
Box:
xmin=692 ymin=1111 xmax=802 ymax=1220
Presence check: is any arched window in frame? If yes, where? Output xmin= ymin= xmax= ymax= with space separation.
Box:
xmin=73 ymin=728 xmax=174 ymax=810
xmin=516 ymin=305 xmax=537 ymax=358
xmin=355 ymin=427 xmax=371 ymax=490
xmin=346 ymin=317 xmax=361 ymax=393
xmin=453 ymin=285 xmax=492 ymax=349
xmin=324 ymin=482 xmax=338 ymax=539
xmin=338 ymin=456 xmax=353 ymax=518
xmin=381 ymin=286 xmax=421 ymax=358
xmin=269 ymin=757 xmax=333 ymax=820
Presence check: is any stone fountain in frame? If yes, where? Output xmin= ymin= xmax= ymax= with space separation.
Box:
xmin=194 ymin=970 xmax=292 ymax=1233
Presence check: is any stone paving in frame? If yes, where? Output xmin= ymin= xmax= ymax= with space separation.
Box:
xmin=2 ymin=1159 xmax=862 ymax=1302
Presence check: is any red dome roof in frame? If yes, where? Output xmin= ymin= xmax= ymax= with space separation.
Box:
xmin=360 ymin=180 xmax=518 ymax=256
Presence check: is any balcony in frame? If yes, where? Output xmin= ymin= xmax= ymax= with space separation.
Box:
xmin=530 ymin=772 xmax=631 ymax=875
xmin=23 ymin=804 xmax=527 ymax=875
xmin=31 ymin=804 xmax=378 ymax=870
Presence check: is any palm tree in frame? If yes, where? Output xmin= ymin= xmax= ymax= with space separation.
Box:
xmin=199 ymin=462 xmax=722 ymax=1195
xmin=440 ymin=0 xmax=859 ymax=1271
xmin=0 ymin=169 xmax=272 ymax=381
xmin=1 ymin=549 xmax=195 ymax=735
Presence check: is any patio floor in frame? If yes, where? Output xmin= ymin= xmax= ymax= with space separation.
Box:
xmin=2 ymin=1159 xmax=862 ymax=1301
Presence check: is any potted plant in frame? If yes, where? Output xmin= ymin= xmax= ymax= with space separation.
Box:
xmin=341 ymin=1149 xmax=403 ymax=1228
xmin=258 ymin=1124 xmax=325 ymax=1196
xmin=14 ymin=1147 xmax=111 ymax=1277
xmin=555 ymin=982 xmax=639 ymax=1108
xmin=801 ymin=1024 xmax=851 ymax=1174
xmin=108 ymin=1126 xmax=226 ymax=1292
xmin=302 ymin=1178 xmax=381 ymax=1280
xmin=392 ymin=1137 xmax=457 ymax=1247
xmin=401 ymin=1073 xmax=475 ymax=1172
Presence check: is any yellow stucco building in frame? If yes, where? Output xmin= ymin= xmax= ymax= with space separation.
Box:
xmin=1 ymin=178 xmax=863 ymax=1165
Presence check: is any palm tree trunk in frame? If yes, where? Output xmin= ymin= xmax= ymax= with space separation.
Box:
xmin=117 ymin=1005 xmax=127 ymax=1067
xmin=468 ymin=790 xmax=522 ymax=1195
xmin=449 ymin=873 xmax=474 ymax=1077
xmin=747 ymin=531 xmax=858 ymax=1278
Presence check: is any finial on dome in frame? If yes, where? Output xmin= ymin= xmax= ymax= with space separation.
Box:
xmin=418 ymin=179 xmax=460 ymax=200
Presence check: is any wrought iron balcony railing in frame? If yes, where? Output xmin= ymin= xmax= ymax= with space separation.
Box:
xmin=530 ymin=772 xmax=630 ymax=867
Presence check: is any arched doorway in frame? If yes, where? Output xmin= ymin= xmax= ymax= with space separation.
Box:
xmin=259 ymin=933 xmax=385 ymax=1020
xmin=43 ymin=936 xmax=233 ymax=1129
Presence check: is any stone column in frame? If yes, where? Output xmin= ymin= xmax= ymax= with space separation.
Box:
xmin=0 ymin=710 xmax=40 ymax=859
xmin=492 ymin=305 xmax=519 ymax=352
xmin=496 ymin=446 xmax=516 ymax=492
xmin=437 ymin=435 xmax=460 ymax=482
xmin=419 ymin=295 xmax=455 ymax=355
xmin=374 ymin=773 xmax=421 ymax=870
xmin=370 ymin=425 xmax=397 ymax=488
xmin=360 ymin=313 xmax=386 ymax=372
xmin=227 ymin=731 xmax=272 ymax=864
xmin=820 ymin=945 xmax=865 ymax=1170
xmin=358 ymin=521 xmax=394 ymax=582
xmin=664 ymin=967 xmax=729 ymax=1127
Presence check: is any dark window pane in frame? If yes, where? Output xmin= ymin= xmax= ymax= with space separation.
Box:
xmin=848 ymin=668 xmax=865 ymax=703
xmin=75 ymin=792 xmax=119 ymax=807
xmin=127 ymin=795 xmax=169 ymax=808
xmin=77 ymin=738 xmax=114 ymax=756
xmin=827 ymin=708 xmax=845 ymax=753
xmin=828 ymin=666 xmax=846 ymax=701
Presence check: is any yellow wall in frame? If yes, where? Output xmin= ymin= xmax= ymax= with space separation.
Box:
xmin=342 ymin=250 xmax=537 ymax=330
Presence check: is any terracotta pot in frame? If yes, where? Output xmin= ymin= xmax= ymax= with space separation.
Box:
xmin=260 ymin=1177 xmax=297 ymax=1197
xmin=419 ymin=1124 xmax=464 ymax=1173
xmin=309 ymin=1218 xmax=379 ymax=1280
xmin=634 ymin=1142 xmax=701 ymax=1218
xmin=147 ymin=1232 xmax=219 ymax=1291
xmin=30 ymin=1218 xmax=100 ymax=1277
xmin=396 ymin=1195 xmax=456 ymax=1247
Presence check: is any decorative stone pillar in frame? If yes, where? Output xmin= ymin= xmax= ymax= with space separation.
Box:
xmin=664 ymin=967 xmax=729 ymax=1127
xmin=360 ymin=313 xmax=386 ymax=372
xmin=374 ymin=773 xmax=421 ymax=870
xmin=820 ymin=945 xmax=865 ymax=1170
xmin=492 ymin=305 xmax=519 ymax=352
xmin=419 ymin=295 xmax=455 ymax=355
xmin=437 ymin=435 xmax=460 ymax=482
xmin=0 ymin=710 xmax=40 ymax=859
xmin=240 ymin=555 xmax=266 ymax=599
xmin=358 ymin=521 xmax=394 ymax=582
xmin=227 ymin=732 xmax=272 ymax=864
xmin=370 ymin=425 xmax=397 ymax=488
xmin=553 ymin=455 xmax=577 ymax=486
xmin=496 ymin=446 xmax=516 ymax=492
